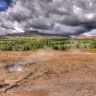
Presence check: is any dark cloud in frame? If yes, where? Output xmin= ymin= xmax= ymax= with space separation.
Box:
xmin=0 ymin=0 xmax=96 ymax=36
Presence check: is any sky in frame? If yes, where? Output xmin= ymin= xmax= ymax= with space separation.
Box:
xmin=0 ymin=0 xmax=12 ymax=11
xmin=0 ymin=0 xmax=96 ymax=36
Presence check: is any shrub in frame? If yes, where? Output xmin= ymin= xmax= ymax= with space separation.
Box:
xmin=22 ymin=45 xmax=30 ymax=51
xmin=59 ymin=45 xmax=65 ymax=50
xmin=52 ymin=45 xmax=59 ymax=50
xmin=1 ymin=44 xmax=12 ymax=51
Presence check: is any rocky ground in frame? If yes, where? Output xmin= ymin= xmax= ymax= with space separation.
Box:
xmin=0 ymin=50 xmax=96 ymax=96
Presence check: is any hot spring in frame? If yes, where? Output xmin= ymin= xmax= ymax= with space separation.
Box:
xmin=5 ymin=64 xmax=24 ymax=72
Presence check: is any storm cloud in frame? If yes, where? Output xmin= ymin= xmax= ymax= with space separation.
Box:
xmin=0 ymin=0 xmax=96 ymax=36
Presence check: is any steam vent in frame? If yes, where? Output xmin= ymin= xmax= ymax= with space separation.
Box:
xmin=5 ymin=64 xmax=24 ymax=72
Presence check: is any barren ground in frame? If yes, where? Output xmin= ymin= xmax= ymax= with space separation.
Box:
xmin=0 ymin=50 xmax=96 ymax=96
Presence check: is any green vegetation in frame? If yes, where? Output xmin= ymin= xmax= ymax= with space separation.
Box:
xmin=0 ymin=37 xmax=96 ymax=51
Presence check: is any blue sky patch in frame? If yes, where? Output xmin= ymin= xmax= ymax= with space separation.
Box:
xmin=0 ymin=0 xmax=12 ymax=11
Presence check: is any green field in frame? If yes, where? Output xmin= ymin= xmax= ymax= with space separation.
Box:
xmin=0 ymin=37 xmax=96 ymax=51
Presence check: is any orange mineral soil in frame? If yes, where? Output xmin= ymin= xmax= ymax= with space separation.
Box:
xmin=0 ymin=50 xmax=96 ymax=96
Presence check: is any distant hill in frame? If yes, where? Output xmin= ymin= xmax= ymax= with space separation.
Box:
xmin=0 ymin=31 xmax=96 ymax=39
xmin=76 ymin=35 xmax=96 ymax=39
xmin=1 ymin=31 xmax=70 ymax=38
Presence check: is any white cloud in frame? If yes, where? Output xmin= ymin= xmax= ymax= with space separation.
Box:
xmin=0 ymin=0 xmax=96 ymax=36
xmin=83 ymin=29 xmax=96 ymax=36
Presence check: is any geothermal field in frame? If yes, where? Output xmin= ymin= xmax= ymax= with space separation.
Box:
xmin=0 ymin=0 xmax=96 ymax=96
xmin=0 ymin=50 xmax=96 ymax=96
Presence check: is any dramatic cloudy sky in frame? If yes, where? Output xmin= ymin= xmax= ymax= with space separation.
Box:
xmin=0 ymin=0 xmax=96 ymax=36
